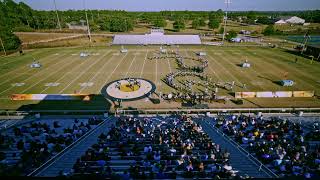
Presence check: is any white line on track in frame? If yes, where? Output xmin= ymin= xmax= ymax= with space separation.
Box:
xmin=58 ymin=51 xmax=111 ymax=94
xmin=0 ymin=53 xmax=68 ymax=86
xmin=98 ymin=53 xmax=129 ymax=94
xmin=124 ymin=53 xmax=137 ymax=79
xmin=140 ymin=50 xmax=148 ymax=78
xmin=0 ymin=53 xmax=75 ymax=96
xmin=79 ymin=51 xmax=116 ymax=93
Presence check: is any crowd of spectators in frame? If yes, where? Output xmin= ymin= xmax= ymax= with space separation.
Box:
xmin=72 ymin=116 xmax=237 ymax=179
xmin=214 ymin=114 xmax=320 ymax=178
xmin=0 ymin=117 xmax=102 ymax=176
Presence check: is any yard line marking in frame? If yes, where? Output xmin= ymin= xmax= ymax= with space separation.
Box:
xmin=140 ymin=50 xmax=148 ymax=78
xmin=166 ymin=51 xmax=172 ymax=73
xmin=0 ymin=52 xmax=69 ymax=86
xmin=0 ymin=49 xmax=48 ymax=67
xmin=0 ymin=52 xmax=76 ymax=96
xmin=79 ymin=51 xmax=116 ymax=93
xmin=20 ymin=54 xmax=80 ymax=93
xmin=40 ymin=50 xmax=102 ymax=93
xmin=98 ymin=53 xmax=129 ymax=94
xmin=257 ymin=48 xmax=320 ymax=88
xmin=155 ymin=57 xmax=159 ymax=86
xmin=246 ymin=48 xmax=320 ymax=89
xmin=58 ymin=51 xmax=111 ymax=94
xmin=0 ymin=49 xmax=73 ymax=79
xmin=223 ymin=50 xmax=264 ymax=90
xmin=184 ymin=49 xmax=222 ymax=82
xmin=124 ymin=53 xmax=137 ymax=79
xmin=206 ymin=52 xmax=242 ymax=84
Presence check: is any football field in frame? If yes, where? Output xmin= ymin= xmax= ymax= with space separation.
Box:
xmin=0 ymin=45 xmax=320 ymax=110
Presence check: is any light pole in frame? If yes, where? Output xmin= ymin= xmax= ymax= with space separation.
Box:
xmin=222 ymin=0 xmax=232 ymax=43
xmin=53 ymin=0 xmax=62 ymax=30
xmin=83 ymin=0 xmax=92 ymax=42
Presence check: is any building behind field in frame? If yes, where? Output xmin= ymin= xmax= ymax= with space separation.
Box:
xmin=67 ymin=20 xmax=88 ymax=31
xmin=112 ymin=28 xmax=202 ymax=45
xmin=275 ymin=16 xmax=305 ymax=25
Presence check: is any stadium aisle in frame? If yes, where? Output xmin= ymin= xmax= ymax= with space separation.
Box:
xmin=34 ymin=117 xmax=116 ymax=177
xmin=196 ymin=117 xmax=277 ymax=178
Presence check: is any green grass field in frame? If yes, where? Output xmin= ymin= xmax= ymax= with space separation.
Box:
xmin=0 ymin=45 xmax=320 ymax=111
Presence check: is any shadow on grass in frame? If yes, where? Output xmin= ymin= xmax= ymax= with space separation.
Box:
xmin=258 ymin=75 xmax=283 ymax=86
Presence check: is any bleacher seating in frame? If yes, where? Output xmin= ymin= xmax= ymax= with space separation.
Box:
xmin=0 ymin=117 xmax=102 ymax=176
xmin=71 ymin=116 xmax=237 ymax=179
xmin=213 ymin=114 xmax=320 ymax=178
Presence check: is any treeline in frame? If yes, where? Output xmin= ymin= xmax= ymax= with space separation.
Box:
xmin=1 ymin=0 xmax=320 ymax=51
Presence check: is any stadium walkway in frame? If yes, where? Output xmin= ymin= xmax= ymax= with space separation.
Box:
xmin=34 ymin=117 xmax=116 ymax=177
xmin=196 ymin=117 xmax=278 ymax=178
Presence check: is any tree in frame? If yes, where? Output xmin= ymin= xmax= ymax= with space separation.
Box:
xmin=263 ymin=25 xmax=275 ymax=36
xmin=256 ymin=16 xmax=274 ymax=25
xmin=191 ymin=19 xmax=200 ymax=29
xmin=153 ymin=18 xmax=167 ymax=28
xmin=208 ymin=18 xmax=220 ymax=29
xmin=198 ymin=18 xmax=206 ymax=27
xmin=173 ymin=19 xmax=185 ymax=32
xmin=0 ymin=27 xmax=21 ymax=51
xmin=226 ymin=30 xmax=237 ymax=40
xmin=246 ymin=11 xmax=257 ymax=24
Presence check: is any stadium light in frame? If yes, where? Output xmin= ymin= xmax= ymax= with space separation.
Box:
xmin=53 ymin=0 xmax=62 ymax=30
xmin=83 ymin=0 xmax=92 ymax=42
xmin=222 ymin=0 xmax=232 ymax=42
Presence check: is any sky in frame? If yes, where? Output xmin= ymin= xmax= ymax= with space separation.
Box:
xmin=15 ymin=0 xmax=320 ymax=11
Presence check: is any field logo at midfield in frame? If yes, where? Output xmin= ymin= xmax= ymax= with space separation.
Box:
xmin=101 ymin=78 xmax=156 ymax=101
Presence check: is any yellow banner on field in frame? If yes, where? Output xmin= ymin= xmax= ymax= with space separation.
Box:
xmin=274 ymin=91 xmax=293 ymax=98
xmin=11 ymin=94 xmax=91 ymax=101
xmin=235 ymin=92 xmax=256 ymax=98
xmin=256 ymin=91 xmax=273 ymax=98
xmin=293 ymin=91 xmax=314 ymax=97
xmin=235 ymin=91 xmax=314 ymax=98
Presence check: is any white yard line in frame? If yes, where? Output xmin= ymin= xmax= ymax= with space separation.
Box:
xmin=58 ymin=51 xmax=111 ymax=94
xmin=166 ymin=51 xmax=172 ymax=73
xmin=79 ymin=51 xmax=116 ymax=93
xmin=40 ymin=60 xmax=91 ymax=93
xmin=98 ymin=53 xmax=129 ymax=94
xmin=0 ymin=50 xmax=47 ymax=67
xmin=0 ymin=50 xmax=73 ymax=79
xmin=0 ymin=53 xmax=68 ymax=86
xmin=184 ymin=50 xmax=223 ymax=82
xmin=155 ymin=58 xmax=159 ymax=86
xmin=206 ymin=52 xmax=242 ymax=84
xmin=140 ymin=50 xmax=148 ymax=78
xmin=124 ymin=53 xmax=137 ymax=79
xmin=20 ymin=56 xmax=79 ymax=93
xmin=0 ymin=53 xmax=75 ymax=96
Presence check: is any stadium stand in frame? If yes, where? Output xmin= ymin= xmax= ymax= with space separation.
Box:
xmin=71 ymin=116 xmax=238 ymax=179
xmin=0 ymin=117 xmax=103 ymax=176
xmin=211 ymin=114 xmax=320 ymax=178
xmin=113 ymin=28 xmax=202 ymax=45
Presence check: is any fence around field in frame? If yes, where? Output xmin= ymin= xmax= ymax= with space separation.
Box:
xmin=115 ymin=107 xmax=320 ymax=116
